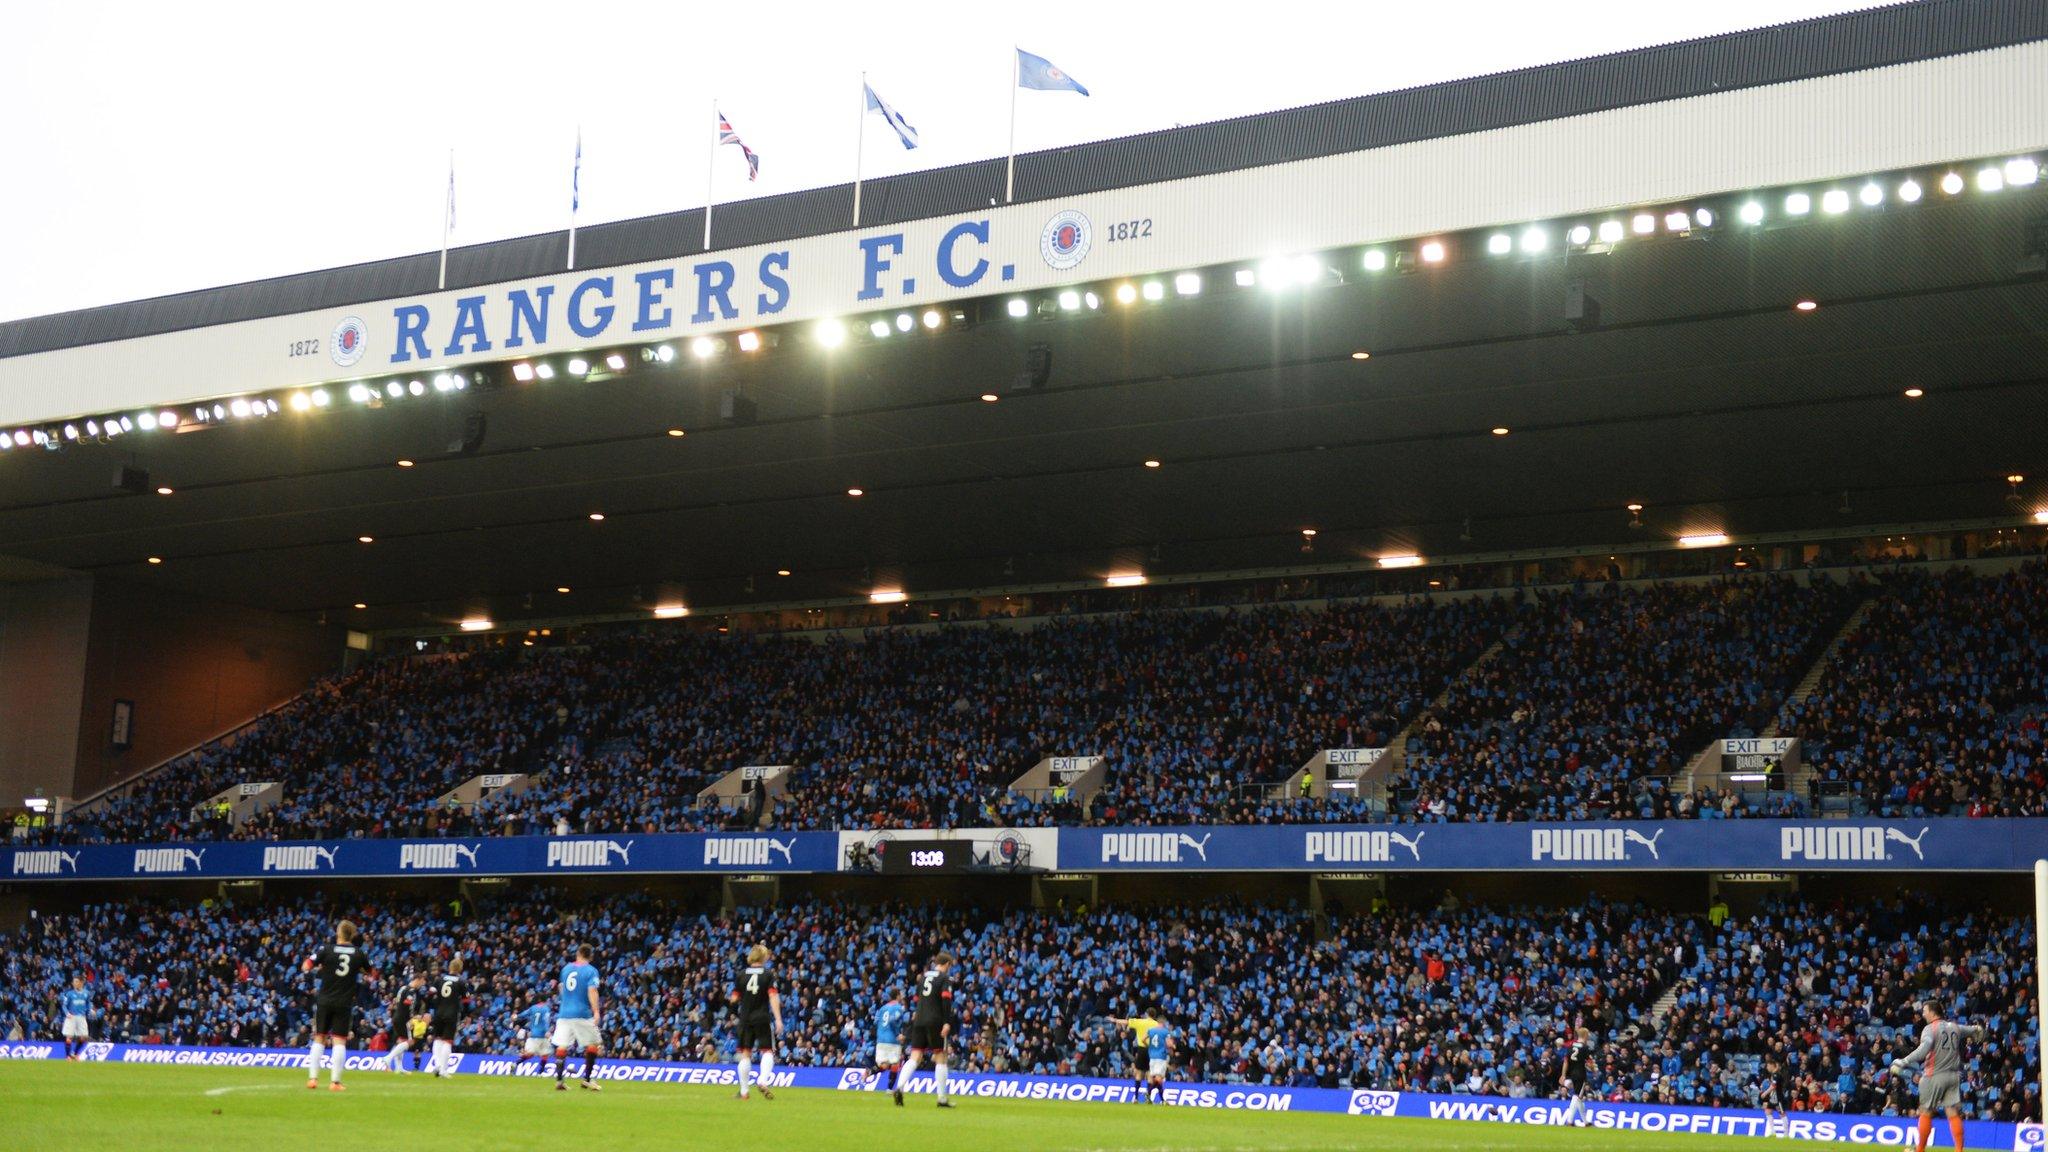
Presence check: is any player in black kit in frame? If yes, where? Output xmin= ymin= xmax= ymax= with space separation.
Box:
xmin=384 ymin=971 xmax=428 ymax=1073
xmin=302 ymin=919 xmax=364 ymax=1091
xmin=895 ymin=951 xmax=956 ymax=1109
xmin=729 ymin=944 xmax=782 ymax=1100
xmin=427 ymin=956 xmax=468 ymax=1078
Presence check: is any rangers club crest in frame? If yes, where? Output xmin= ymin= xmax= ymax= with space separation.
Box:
xmin=330 ymin=316 xmax=368 ymax=367
xmin=1040 ymin=210 xmax=1093 ymax=271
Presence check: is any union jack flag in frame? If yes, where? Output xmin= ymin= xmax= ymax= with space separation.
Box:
xmin=717 ymin=109 xmax=759 ymax=182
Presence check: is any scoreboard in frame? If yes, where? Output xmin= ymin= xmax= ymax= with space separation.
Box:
xmin=877 ymin=839 xmax=976 ymax=875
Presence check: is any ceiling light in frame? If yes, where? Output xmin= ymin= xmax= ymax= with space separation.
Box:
xmin=736 ymin=331 xmax=762 ymax=352
xmin=776 ymin=569 xmax=791 ymax=577
xmin=353 ymin=602 xmax=367 ymax=609
xmin=652 ymin=605 xmax=689 ymax=619
xmin=1491 ymin=426 xmax=1509 ymax=436
xmin=1235 ymin=268 xmax=1258 ymax=287
xmin=1083 ymin=292 xmax=1100 ymax=310
xmin=868 ymin=590 xmax=906 ymax=604
xmin=692 ymin=336 xmax=718 ymax=359
xmin=588 ymin=512 xmax=605 ymax=522
xmin=1350 ymin=351 xmax=1370 ymax=361
xmin=980 ymin=393 xmax=999 ymax=403
xmin=349 ymin=384 xmax=373 ymax=402
xmin=1903 ymin=387 xmax=1924 ymax=398
xmin=1419 ymin=241 xmax=1445 ymax=263
xmin=556 ymin=586 xmax=571 ymax=594
xmin=1143 ymin=459 xmax=1161 ymax=469
xmin=1794 ymin=300 xmax=1818 ymax=312
xmin=667 ymin=428 xmax=685 ymax=437
xmin=1377 ymin=554 xmax=1424 ymax=569
xmin=1105 ymin=573 xmax=1147 ymax=587
xmin=288 ymin=393 xmax=311 ymax=412
xmin=159 ymin=409 xmax=182 ymax=425
xmin=146 ymin=556 xmax=162 ymax=565
xmin=231 ymin=398 xmax=252 ymax=417
xmin=459 ymin=618 xmax=493 ymax=632
xmin=1692 ymin=207 xmax=1715 ymax=228
xmin=1174 ymin=272 xmax=1202 ymax=295
xmin=357 ymin=535 xmax=374 ymax=544
xmin=1677 ymin=533 xmax=1731 ymax=548
xmin=846 ymin=487 xmax=864 ymax=497
xmin=1597 ymin=220 xmax=1625 ymax=243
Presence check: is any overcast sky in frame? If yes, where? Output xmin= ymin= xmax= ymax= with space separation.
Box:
xmin=0 ymin=0 xmax=1881 ymax=323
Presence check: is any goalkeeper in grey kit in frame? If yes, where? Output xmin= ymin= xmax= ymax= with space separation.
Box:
xmin=1888 ymin=999 xmax=1984 ymax=1152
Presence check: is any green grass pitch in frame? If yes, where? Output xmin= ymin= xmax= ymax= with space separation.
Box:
xmin=0 ymin=1061 xmax=1842 ymax=1152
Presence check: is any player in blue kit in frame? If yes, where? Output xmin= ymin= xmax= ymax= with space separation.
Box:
xmin=513 ymin=998 xmax=553 ymax=1073
xmin=550 ymin=943 xmax=603 ymax=1092
xmin=864 ymin=991 xmax=910 ymax=1090
xmin=59 ymin=977 xmax=92 ymax=1058
xmin=1142 ymin=1011 xmax=1176 ymax=1103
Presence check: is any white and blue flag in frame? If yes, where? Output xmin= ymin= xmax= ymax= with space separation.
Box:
xmin=1017 ymin=49 xmax=1089 ymax=95
xmin=863 ymin=83 xmax=919 ymax=150
xmin=571 ymin=129 xmax=582 ymax=213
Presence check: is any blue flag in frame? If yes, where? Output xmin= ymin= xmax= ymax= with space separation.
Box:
xmin=1017 ymin=49 xmax=1089 ymax=96
xmin=864 ymin=83 xmax=919 ymax=150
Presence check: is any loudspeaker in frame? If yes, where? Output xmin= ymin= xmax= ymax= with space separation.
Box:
xmin=447 ymin=412 xmax=487 ymax=455
xmin=1564 ymin=282 xmax=1601 ymax=330
xmin=720 ymin=392 xmax=757 ymax=425
xmin=113 ymin=465 xmax=150 ymax=495
xmin=1017 ymin=343 xmax=1053 ymax=391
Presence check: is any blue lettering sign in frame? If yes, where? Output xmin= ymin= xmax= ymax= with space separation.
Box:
xmin=756 ymin=252 xmax=790 ymax=315
xmin=391 ymin=305 xmax=431 ymax=363
xmin=505 ymin=286 xmax=554 ymax=349
xmin=857 ymin=234 xmax=904 ymax=302
xmin=568 ymin=277 xmax=615 ymax=339
xmin=692 ymin=261 xmax=737 ymax=323
xmin=444 ymin=296 xmax=493 ymax=356
xmin=632 ymin=270 xmax=675 ymax=333
xmin=937 ymin=220 xmax=991 ymax=289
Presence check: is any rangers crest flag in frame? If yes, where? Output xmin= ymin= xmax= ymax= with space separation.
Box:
xmin=717 ymin=109 xmax=760 ymax=181
xmin=1016 ymin=49 xmax=1089 ymax=96
xmin=863 ymin=83 xmax=919 ymax=150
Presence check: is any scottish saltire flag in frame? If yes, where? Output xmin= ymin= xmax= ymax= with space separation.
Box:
xmin=571 ymin=130 xmax=582 ymax=213
xmin=1017 ymin=49 xmax=1089 ymax=95
xmin=717 ymin=109 xmax=760 ymax=181
xmin=863 ymin=83 xmax=919 ymax=150
xmin=445 ymin=163 xmax=456 ymax=231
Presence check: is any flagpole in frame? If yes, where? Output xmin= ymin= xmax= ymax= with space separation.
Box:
xmin=1005 ymin=47 xmax=1019 ymax=203
xmin=567 ymin=128 xmax=580 ymax=271
xmin=704 ymin=99 xmax=717 ymax=250
xmin=852 ymin=73 xmax=867 ymax=229
xmin=438 ymin=148 xmax=452 ymax=291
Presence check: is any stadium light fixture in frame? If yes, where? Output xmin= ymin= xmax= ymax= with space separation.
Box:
xmin=1939 ymin=171 xmax=1965 ymax=195
xmin=1738 ymin=201 xmax=1765 ymax=225
xmin=1898 ymin=179 xmax=1923 ymax=202
xmin=137 ymin=411 xmax=158 ymax=429
xmin=2035 ymin=510 xmax=2048 ymax=524
xmin=1235 ymin=268 xmax=1258 ymax=287
xmin=407 ymin=379 xmax=425 ymax=396
xmin=1301 ymin=528 xmax=1317 ymax=538
xmin=871 ymin=319 xmax=892 ymax=338
xmin=230 ymin=398 xmax=252 ymax=418
xmin=846 ymin=487 xmax=864 ymax=497
xmin=1174 ymin=272 xmax=1202 ymax=295
xmin=567 ymin=358 xmax=589 ymax=376
xmin=651 ymin=605 xmax=689 ymax=619
xmin=1520 ymin=228 xmax=1548 ymax=253
xmin=1105 ymin=573 xmax=1147 ymax=587
xmin=692 ymin=336 xmax=718 ymax=359
xmin=1114 ymin=283 xmax=1138 ymax=305
xmin=534 ymin=364 xmax=556 ymax=381
xmin=868 ymin=589 xmax=907 ymax=604
xmin=1977 ymin=166 xmax=2005 ymax=193
xmin=61 ymin=424 xmax=77 ymax=440
xmin=1794 ymin=300 xmax=1818 ymax=312
xmin=1692 ymin=208 xmax=1715 ymax=228
xmin=353 ymin=602 xmax=367 ymax=610
xmin=156 ymin=485 xmax=173 ymax=495
xmin=1677 ymin=533 xmax=1731 ymax=548
xmin=1006 ymin=298 xmax=1030 ymax=317
xmin=1597 ymin=220 xmax=1625 ymax=244
xmin=776 ymin=569 xmax=791 ymax=577
xmin=737 ymin=331 xmax=763 ymax=352
xmin=512 ymin=363 xmax=536 ymax=382
xmin=1784 ymin=192 xmax=1811 ymax=216
xmin=556 ymin=586 xmax=572 ymax=594
xmin=1566 ymin=225 xmax=1591 ymax=246
xmin=1143 ymin=459 xmax=1161 ymax=469
xmin=147 ymin=556 xmax=162 ymax=565
xmin=1663 ymin=211 xmax=1690 ymax=232
xmin=1083 ymin=291 xmax=1101 ymax=310
xmin=667 ymin=428 xmax=686 ymax=437
xmin=459 ymin=618 xmax=493 ymax=632
xmin=1377 ymin=554 xmax=1424 ymax=569
xmin=349 ymin=384 xmax=372 ymax=403
xmin=160 ymin=408 xmax=182 ymax=425
xmin=1631 ymin=213 xmax=1656 ymax=235
xmin=1903 ymin=388 xmax=1924 ymax=398
xmin=606 ymin=353 xmax=628 ymax=371
xmin=2006 ymin=157 xmax=2040 ymax=186
xmin=1360 ymin=250 xmax=1387 ymax=272
xmin=433 ymin=373 xmax=455 ymax=393
xmin=1821 ymin=189 xmax=1851 ymax=214
xmin=396 ymin=459 xmax=414 ymax=468
xmin=1418 ymin=241 xmax=1446 ymax=264
xmin=1858 ymin=182 xmax=1884 ymax=207
xmin=1350 ymin=351 xmax=1370 ymax=361
xmin=1486 ymin=234 xmax=1511 ymax=256
xmin=1141 ymin=281 xmax=1165 ymax=302
xmin=980 ymin=393 xmax=999 ymax=403
xmin=655 ymin=344 xmax=677 ymax=362
xmin=815 ymin=319 xmax=847 ymax=347
xmin=894 ymin=313 xmax=915 ymax=332
xmin=587 ymin=512 xmax=605 ymax=522
xmin=1058 ymin=290 xmax=1081 ymax=311
xmin=1491 ymin=426 xmax=1510 ymax=436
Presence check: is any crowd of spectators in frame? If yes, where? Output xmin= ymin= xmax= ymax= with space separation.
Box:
xmin=1396 ymin=577 xmax=1855 ymax=822
xmin=1780 ymin=565 xmax=2047 ymax=818
xmin=28 ymin=563 xmax=2046 ymax=842
xmin=4 ymin=889 xmax=2035 ymax=1121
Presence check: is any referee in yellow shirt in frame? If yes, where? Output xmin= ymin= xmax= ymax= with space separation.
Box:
xmin=1111 ymin=1008 xmax=1162 ymax=1103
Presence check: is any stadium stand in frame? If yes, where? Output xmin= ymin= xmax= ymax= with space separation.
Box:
xmin=4 ymin=890 xmax=2036 ymax=1121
